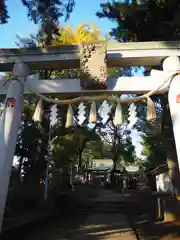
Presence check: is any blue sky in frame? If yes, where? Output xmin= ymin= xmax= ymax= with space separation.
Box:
xmin=0 ymin=0 xmax=142 ymax=157
xmin=0 ymin=0 xmax=116 ymax=48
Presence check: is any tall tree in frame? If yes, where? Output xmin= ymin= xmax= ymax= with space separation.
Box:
xmin=15 ymin=23 xmax=107 ymax=181
xmin=0 ymin=0 xmax=9 ymax=24
xmin=97 ymin=0 xmax=180 ymax=193
xmin=74 ymin=126 xmax=103 ymax=172
xmin=23 ymin=0 xmax=75 ymax=45
xmin=140 ymin=121 xmax=166 ymax=170
xmin=0 ymin=1 xmax=75 ymax=24
xmin=97 ymin=103 xmax=135 ymax=171
xmin=1 ymin=0 xmax=75 ymax=45
xmin=97 ymin=0 xmax=180 ymax=42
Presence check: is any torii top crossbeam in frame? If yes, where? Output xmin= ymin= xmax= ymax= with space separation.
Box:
xmin=0 ymin=41 xmax=180 ymax=71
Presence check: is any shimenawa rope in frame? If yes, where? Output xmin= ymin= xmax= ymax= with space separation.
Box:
xmin=5 ymin=71 xmax=180 ymax=105
xmin=2 ymin=71 xmax=180 ymax=125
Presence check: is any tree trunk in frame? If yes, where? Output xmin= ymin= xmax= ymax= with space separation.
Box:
xmin=18 ymin=156 xmax=23 ymax=179
xmin=78 ymin=148 xmax=83 ymax=173
xmin=111 ymin=139 xmax=119 ymax=187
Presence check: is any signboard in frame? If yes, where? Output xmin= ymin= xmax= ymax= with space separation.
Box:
xmin=125 ymin=165 xmax=139 ymax=172
xmin=156 ymin=173 xmax=174 ymax=193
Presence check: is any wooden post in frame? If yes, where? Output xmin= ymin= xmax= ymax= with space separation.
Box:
xmin=0 ymin=62 xmax=30 ymax=232
xmin=157 ymin=197 xmax=165 ymax=221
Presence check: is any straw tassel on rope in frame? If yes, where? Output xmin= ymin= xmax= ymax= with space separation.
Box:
xmin=32 ymin=98 xmax=43 ymax=122
xmin=146 ymin=96 xmax=156 ymax=121
xmin=89 ymin=101 xmax=97 ymax=123
xmin=114 ymin=102 xmax=123 ymax=126
xmin=65 ymin=105 xmax=73 ymax=128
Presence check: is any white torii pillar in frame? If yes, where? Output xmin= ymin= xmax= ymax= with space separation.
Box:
xmin=0 ymin=62 xmax=30 ymax=232
xmin=164 ymin=56 xmax=180 ymax=173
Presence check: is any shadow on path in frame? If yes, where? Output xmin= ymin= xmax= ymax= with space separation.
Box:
xmin=24 ymin=188 xmax=137 ymax=240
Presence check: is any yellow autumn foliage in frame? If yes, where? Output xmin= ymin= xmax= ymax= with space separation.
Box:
xmin=50 ymin=23 xmax=114 ymax=78
xmin=52 ymin=23 xmax=106 ymax=45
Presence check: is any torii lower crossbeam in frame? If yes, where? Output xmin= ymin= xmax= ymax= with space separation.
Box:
xmin=0 ymin=73 xmax=171 ymax=96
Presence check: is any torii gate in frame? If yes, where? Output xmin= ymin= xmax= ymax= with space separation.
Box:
xmin=0 ymin=41 xmax=180 ymax=230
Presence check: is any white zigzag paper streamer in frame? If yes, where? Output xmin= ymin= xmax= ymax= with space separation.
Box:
xmin=128 ymin=103 xmax=138 ymax=128
xmin=98 ymin=100 xmax=112 ymax=124
xmin=77 ymin=102 xmax=86 ymax=125
xmin=50 ymin=104 xmax=58 ymax=126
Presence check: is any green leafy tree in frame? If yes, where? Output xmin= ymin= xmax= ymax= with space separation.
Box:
xmin=0 ymin=0 xmax=9 ymax=24
xmin=83 ymin=140 xmax=103 ymax=167
xmin=97 ymin=0 xmax=180 ymax=42
xmin=74 ymin=126 xmax=103 ymax=172
xmin=97 ymin=103 xmax=135 ymax=171
xmin=0 ymin=1 xmax=75 ymax=24
xmin=52 ymin=134 xmax=78 ymax=168
xmin=1 ymin=0 xmax=75 ymax=47
xmin=97 ymin=0 xmax=180 ymax=190
xmin=15 ymin=23 xmax=108 ymax=176
xmin=140 ymin=130 xmax=166 ymax=170
xmin=50 ymin=126 xmax=103 ymax=192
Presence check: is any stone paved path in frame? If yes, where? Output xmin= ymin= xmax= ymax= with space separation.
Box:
xmin=25 ymin=188 xmax=137 ymax=240
xmin=71 ymin=213 xmax=136 ymax=240
xmin=70 ymin=188 xmax=137 ymax=240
